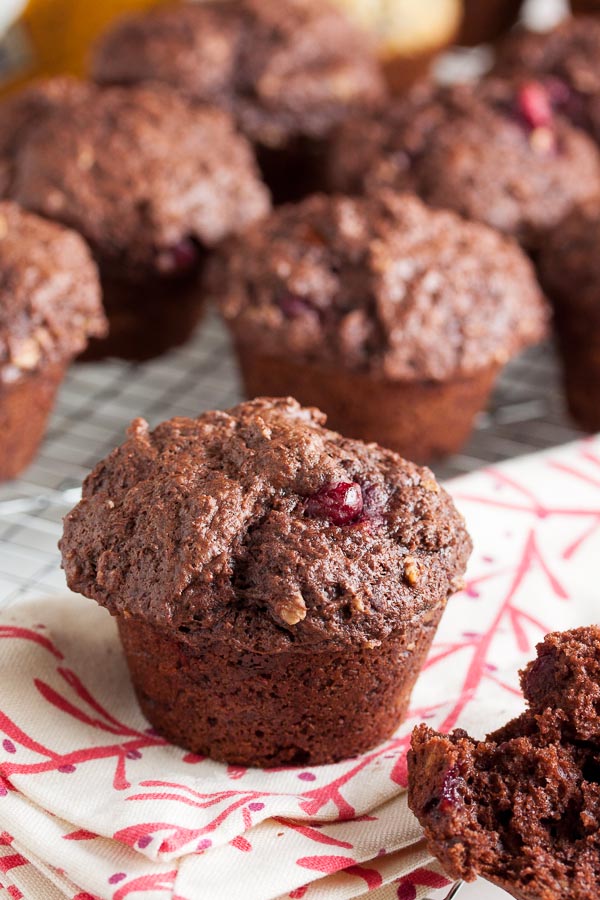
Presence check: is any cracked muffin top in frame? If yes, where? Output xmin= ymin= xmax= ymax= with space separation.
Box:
xmin=60 ymin=397 xmax=472 ymax=653
xmin=92 ymin=0 xmax=386 ymax=148
xmin=329 ymin=78 xmax=600 ymax=248
xmin=0 ymin=78 xmax=270 ymax=276
xmin=493 ymin=17 xmax=600 ymax=144
xmin=408 ymin=626 xmax=600 ymax=900
xmin=212 ymin=191 xmax=548 ymax=381
xmin=0 ymin=201 xmax=106 ymax=383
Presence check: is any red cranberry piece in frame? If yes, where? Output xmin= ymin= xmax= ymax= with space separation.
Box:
xmin=305 ymin=481 xmax=364 ymax=526
xmin=521 ymin=651 xmax=555 ymax=702
xmin=278 ymin=293 xmax=315 ymax=319
xmin=438 ymin=765 xmax=462 ymax=813
xmin=156 ymin=238 xmax=199 ymax=275
xmin=517 ymin=81 xmax=553 ymax=130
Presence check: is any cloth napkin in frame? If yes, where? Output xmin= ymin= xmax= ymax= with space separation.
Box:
xmin=1 ymin=435 xmax=600 ymax=900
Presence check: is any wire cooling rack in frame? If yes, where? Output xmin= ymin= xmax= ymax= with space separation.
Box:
xmin=0 ymin=310 xmax=584 ymax=614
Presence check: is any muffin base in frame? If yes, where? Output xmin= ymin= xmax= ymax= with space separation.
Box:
xmin=256 ymin=138 xmax=328 ymax=205
xmin=118 ymin=602 xmax=446 ymax=768
xmin=0 ymin=362 xmax=66 ymax=482
xmin=458 ymin=0 xmax=523 ymax=45
xmin=554 ymin=320 xmax=600 ymax=433
xmin=236 ymin=347 xmax=500 ymax=462
xmin=80 ymin=270 xmax=205 ymax=363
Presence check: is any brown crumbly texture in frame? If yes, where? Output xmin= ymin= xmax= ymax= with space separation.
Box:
xmin=61 ymin=397 xmax=471 ymax=764
xmin=61 ymin=397 xmax=471 ymax=653
xmin=0 ymin=78 xmax=270 ymax=275
xmin=328 ymin=79 xmax=446 ymax=195
xmin=521 ymin=628 xmax=600 ymax=741
xmin=213 ymin=191 xmax=548 ymax=383
xmin=537 ymin=201 xmax=600 ymax=431
xmin=92 ymin=0 xmax=386 ymax=149
xmin=408 ymin=626 xmax=600 ymax=900
xmin=494 ymin=17 xmax=600 ymax=143
xmin=329 ymin=78 xmax=600 ymax=248
xmin=0 ymin=201 xmax=105 ymax=381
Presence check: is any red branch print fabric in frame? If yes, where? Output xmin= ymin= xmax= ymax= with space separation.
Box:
xmin=1 ymin=436 xmax=600 ymax=899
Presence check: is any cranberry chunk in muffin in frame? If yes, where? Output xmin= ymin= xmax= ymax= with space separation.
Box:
xmin=408 ymin=626 xmax=600 ymax=900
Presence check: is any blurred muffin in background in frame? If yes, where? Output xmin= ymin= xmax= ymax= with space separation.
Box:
xmin=329 ymin=77 xmax=600 ymax=251
xmin=0 ymin=77 xmax=270 ymax=362
xmin=212 ymin=190 xmax=548 ymax=462
xmin=92 ymin=0 xmax=387 ymax=202
xmin=0 ymin=202 xmax=105 ymax=481
xmin=494 ymin=16 xmax=600 ymax=145
xmin=328 ymin=0 xmax=461 ymax=92
xmin=538 ymin=200 xmax=600 ymax=432
xmin=458 ymin=0 xmax=523 ymax=46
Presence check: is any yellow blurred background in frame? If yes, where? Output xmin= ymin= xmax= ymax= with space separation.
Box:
xmin=0 ymin=0 xmax=162 ymax=93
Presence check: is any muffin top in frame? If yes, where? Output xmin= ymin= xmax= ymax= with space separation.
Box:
xmin=213 ymin=191 xmax=548 ymax=381
xmin=408 ymin=626 xmax=600 ymax=899
xmin=538 ymin=200 xmax=600 ymax=316
xmin=0 ymin=201 xmax=106 ymax=383
xmin=60 ymin=397 xmax=471 ymax=653
xmin=0 ymin=78 xmax=270 ymax=275
xmin=92 ymin=0 xmax=387 ymax=148
xmin=494 ymin=17 xmax=600 ymax=142
xmin=329 ymin=78 xmax=600 ymax=248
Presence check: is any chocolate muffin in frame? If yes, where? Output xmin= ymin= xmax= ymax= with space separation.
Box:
xmin=0 ymin=77 xmax=270 ymax=361
xmin=91 ymin=0 xmax=386 ymax=202
xmin=537 ymin=200 xmax=600 ymax=432
xmin=0 ymin=202 xmax=105 ymax=481
xmin=329 ymin=0 xmax=461 ymax=92
xmin=458 ymin=0 xmax=523 ymax=46
xmin=60 ymin=397 xmax=471 ymax=767
xmin=408 ymin=626 xmax=600 ymax=900
xmin=212 ymin=191 xmax=548 ymax=462
xmin=329 ymin=78 xmax=600 ymax=251
xmin=494 ymin=17 xmax=600 ymax=145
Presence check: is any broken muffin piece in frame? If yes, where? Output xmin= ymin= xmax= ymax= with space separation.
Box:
xmin=408 ymin=626 xmax=600 ymax=900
